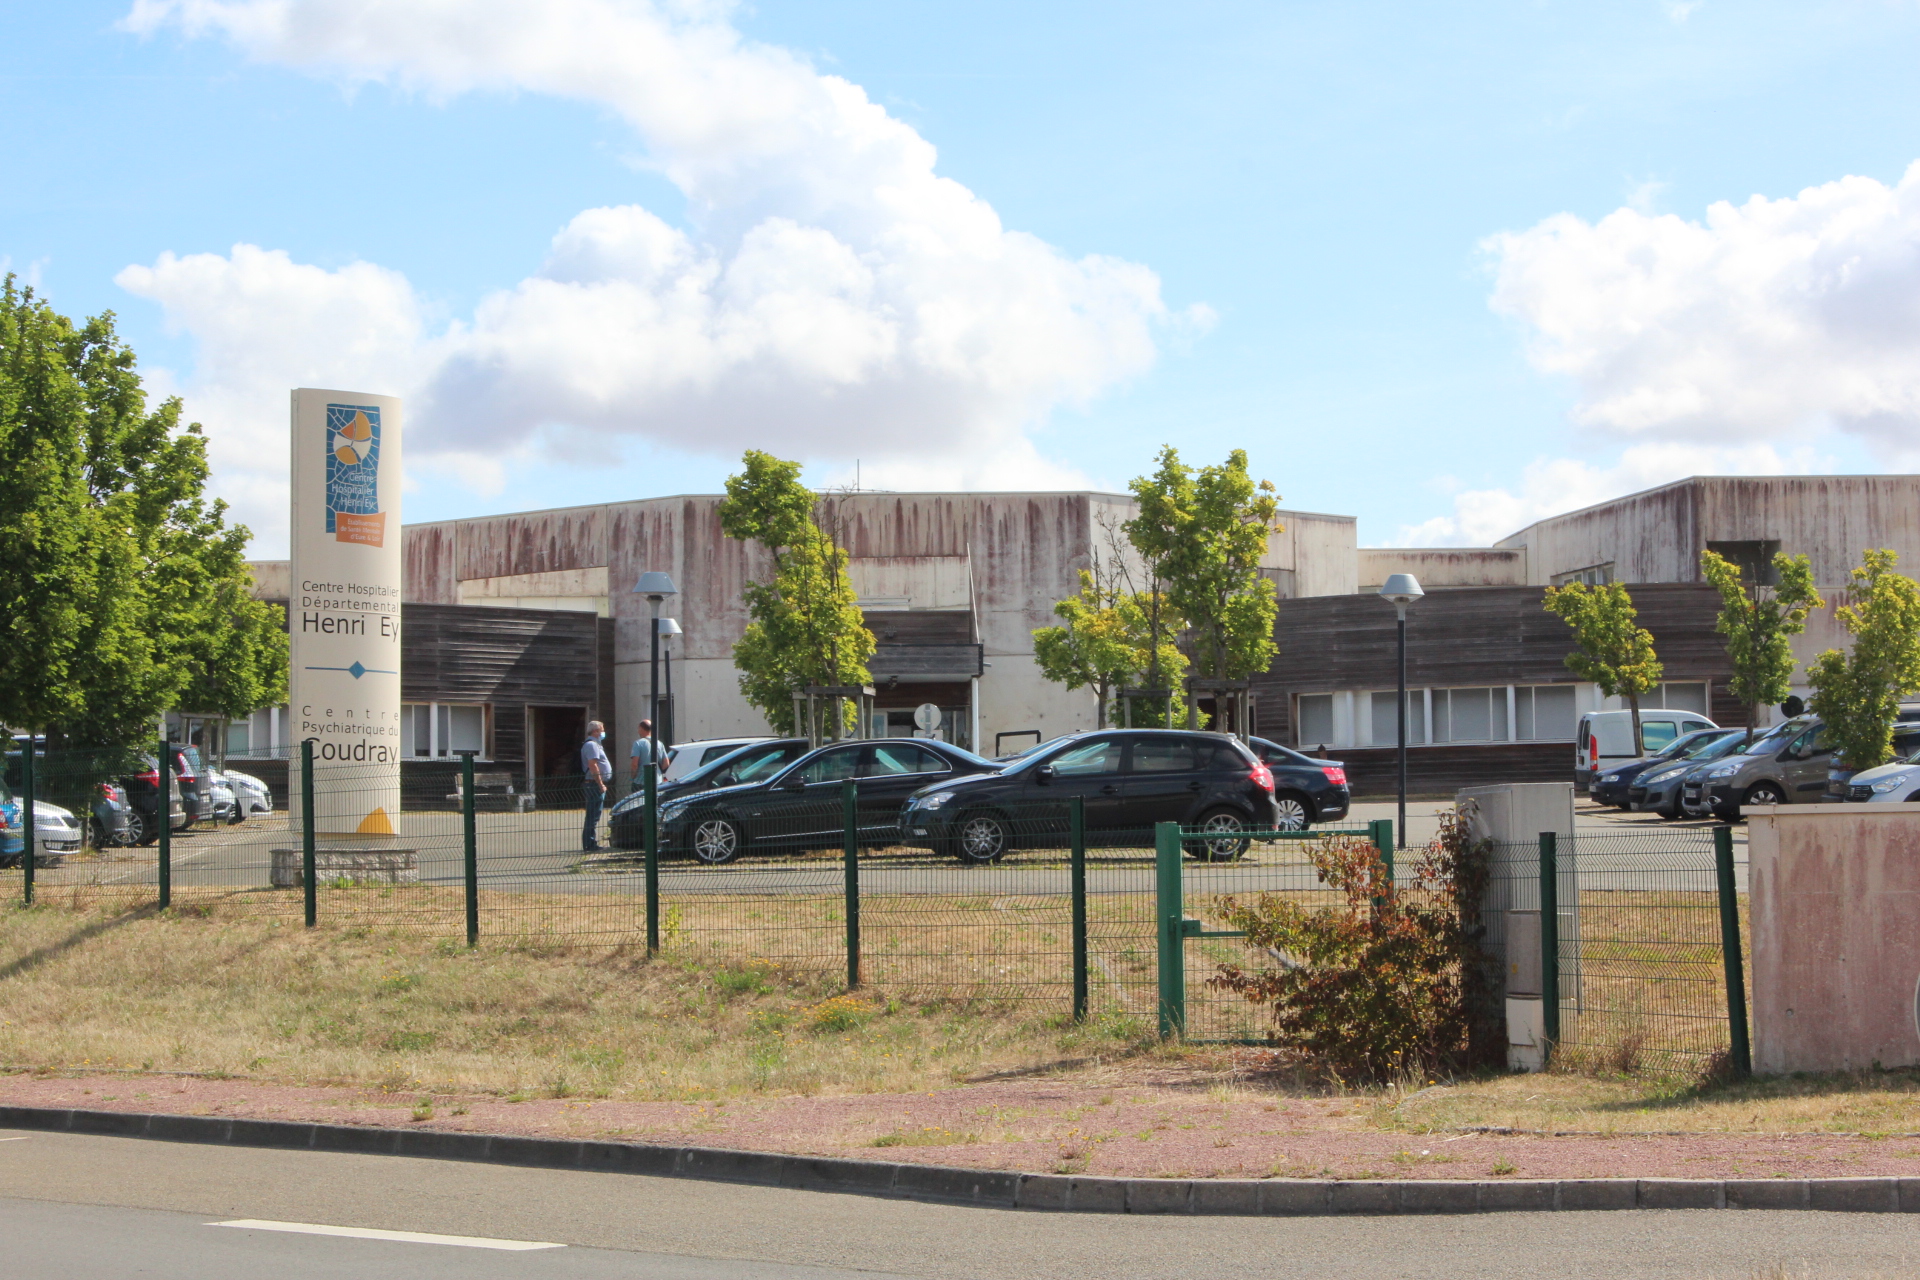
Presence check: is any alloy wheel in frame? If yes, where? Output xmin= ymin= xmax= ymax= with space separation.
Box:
xmin=691 ymin=818 xmax=741 ymax=865
xmin=1192 ymin=810 xmax=1250 ymax=862
xmin=957 ymin=814 xmax=1008 ymax=863
xmin=1272 ymin=795 xmax=1310 ymax=831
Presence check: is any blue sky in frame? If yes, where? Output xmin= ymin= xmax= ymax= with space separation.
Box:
xmin=7 ymin=1 xmax=1920 ymax=556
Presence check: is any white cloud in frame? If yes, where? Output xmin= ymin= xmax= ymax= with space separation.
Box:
xmin=1485 ymin=161 xmax=1920 ymax=457
xmin=118 ymin=0 xmax=1188 ymax=552
xmin=1391 ymin=441 xmax=1834 ymax=547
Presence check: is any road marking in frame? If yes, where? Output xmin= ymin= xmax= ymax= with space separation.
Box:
xmin=209 ymin=1220 xmax=564 ymax=1251
xmin=0 ymin=1136 xmax=28 ymax=1142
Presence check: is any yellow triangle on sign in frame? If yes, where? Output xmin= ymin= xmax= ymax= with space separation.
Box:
xmin=357 ymin=807 xmax=395 ymax=835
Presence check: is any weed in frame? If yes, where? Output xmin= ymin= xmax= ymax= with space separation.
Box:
xmin=411 ymin=1098 xmax=435 ymax=1122
xmin=805 ymin=995 xmax=877 ymax=1034
xmin=870 ymin=1126 xmax=978 ymax=1148
xmin=1489 ymin=1158 xmax=1518 ymax=1176
xmin=715 ymin=964 xmax=775 ymax=998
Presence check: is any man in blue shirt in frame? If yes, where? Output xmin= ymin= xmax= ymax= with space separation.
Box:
xmin=630 ymin=720 xmax=659 ymax=789
xmin=580 ymin=720 xmax=612 ymax=851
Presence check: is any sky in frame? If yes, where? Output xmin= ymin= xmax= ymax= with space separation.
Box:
xmin=6 ymin=1 xmax=1920 ymax=558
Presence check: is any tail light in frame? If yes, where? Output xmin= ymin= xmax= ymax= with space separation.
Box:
xmin=1248 ymin=762 xmax=1275 ymax=792
xmin=97 ymin=782 xmax=126 ymax=803
xmin=134 ymin=766 xmax=159 ymax=785
xmin=1321 ymin=765 xmax=1348 ymax=787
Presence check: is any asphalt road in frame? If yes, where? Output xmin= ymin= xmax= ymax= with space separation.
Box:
xmin=55 ymin=799 xmax=1744 ymax=897
xmin=4 ymin=1129 xmax=1916 ymax=1279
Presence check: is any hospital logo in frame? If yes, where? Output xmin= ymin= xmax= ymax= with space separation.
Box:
xmin=325 ymin=403 xmax=384 ymax=547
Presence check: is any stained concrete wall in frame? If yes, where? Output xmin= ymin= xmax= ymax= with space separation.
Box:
xmin=1749 ymin=805 xmax=1920 ymax=1074
xmin=1357 ymin=548 xmax=1527 ymax=591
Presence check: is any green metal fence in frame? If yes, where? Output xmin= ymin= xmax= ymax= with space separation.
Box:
xmin=0 ymin=744 xmax=1750 ymax=1073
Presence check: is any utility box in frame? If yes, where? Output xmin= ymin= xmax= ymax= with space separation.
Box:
xmin=1506 ymin=996 xmax=1546 ymax=1072
xmin=1505 ymin=910 xmax=1541 ymax=996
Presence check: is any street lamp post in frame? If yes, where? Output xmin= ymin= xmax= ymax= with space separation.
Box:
xmin=1377 ymin=573 xmax=1425 ymax=850
xmin=657 ymin=617 xmax=683 ymax=749
xmin=631 ymin=572 xmax=679 ymax=749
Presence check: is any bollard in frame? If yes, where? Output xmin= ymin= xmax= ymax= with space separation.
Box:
xmin=301 ymin=739 xmax=316 ymax=927
xmin=843 ymin=778 xmax=861 ymax=990
xmin=1071 ymin=795 xmax=1088 ymax=1023
xmin=461 ymin=750 xmax=479 ymax=948
xmin=1713 ymin=824 xmax=1751 ymax=1077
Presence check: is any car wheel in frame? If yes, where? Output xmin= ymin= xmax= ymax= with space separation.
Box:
xmin=1187 ymin=808 xmax=1251 ymax=862
xmin=1272 ymin=792 xmax=1312 ymax=832
xmin=1744 ymin=781 xmax=1787 ymax=808
xmin=689 ymin=816 xmax=743 ymax=866
xmin=126 ymin=809 xmax=156 ymax=847
xmin=952 ymin=811 xmax=1011 ymax=864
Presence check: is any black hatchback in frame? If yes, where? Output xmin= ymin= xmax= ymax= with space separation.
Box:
xmin=899 ymin=729 xmax=1279 ymax=864
xmin=657 ymin=738 xmax=1000 ymax=864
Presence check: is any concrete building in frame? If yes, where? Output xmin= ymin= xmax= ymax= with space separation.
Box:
xmin=238 ymin=473 xmax=1920 ymax=794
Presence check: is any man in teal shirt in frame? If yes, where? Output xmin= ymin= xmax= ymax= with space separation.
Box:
xmin=630 ymin=720 xmax=659 ymax=788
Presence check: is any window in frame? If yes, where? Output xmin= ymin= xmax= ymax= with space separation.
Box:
xmin=1706 ymin=540 xmax=1780 ymax=586
xmin=1645 ymin=682 xmax=1708 ymax=715
xmin=797 ymin=748 xmax=862 ymax=784
xmin=1049 ymin=739 xmax=1120 ymax=776
xmin=225 ymin=707 xmax=287 ymax=758
xmin=865 ymin=743 xmax=945 ymax=776
xmin=1551 ymin=563 xmax=1615 ymax=587
xmin=1640 ymin=719 xmax=1680 ymax=751
xmin=402 ymin=703 xmax=489 ymax=758
xmin=1128 ymin=738 xmax=1195 ymax=773
xmin=1297 ymin=694 xmax=1333 ymax=748
xmin=1370 ymin=691 xmax=1425 ymax=746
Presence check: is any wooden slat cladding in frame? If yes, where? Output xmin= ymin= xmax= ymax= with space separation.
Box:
xmin=1252 ymin=583 xmax=1733 ymax=745
xmin=870 ymin=644 xmax=984 ymax=678
xmin=1323 ymin=743 xmax=1573 ymax=799
xmin=864 ymin=610 xmax=974 ymax=644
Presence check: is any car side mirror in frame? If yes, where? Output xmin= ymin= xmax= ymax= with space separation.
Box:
xmin=1034 ymin=764 xmax=1056 ymax=785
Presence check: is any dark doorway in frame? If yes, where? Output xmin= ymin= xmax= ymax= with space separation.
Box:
xmin=528 ymin=705 xmax=587 ymax=807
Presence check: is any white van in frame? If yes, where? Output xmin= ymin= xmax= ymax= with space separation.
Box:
xmin=1574 ymin=709 xmax=1717 ymax=791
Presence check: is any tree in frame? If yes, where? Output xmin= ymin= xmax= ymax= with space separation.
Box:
xmin=1032 ymin=565 xmax=1187 ymax=728
xmin=718 ymin=451 xmax=876 ymax=737
xmin=1542 ymin=580 xmax=1663 ymax=750
xmin=1123 ymin=447 xmax=1280 ymax=728
xmin=1806 ymin=549 xmax=1920 ymax=772
xmin=1700 ymin=549 xmax=1823 ymax=745
xmin=0 ymin=277 xmax=284 ymax=749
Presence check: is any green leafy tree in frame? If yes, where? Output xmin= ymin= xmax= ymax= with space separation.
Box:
xmin=0 ymin=277 xmax=283 ymax=750
xmin=1700 ymin=549 xmax=1823 ymax=745
xmin=1542 ymin=580 xmax=1663 ymax=750
xmin=718 ymin=451 xmax=875 ymax=737
xmin=1806 ymin=549 xmax=1920 ymax=772
xmin=1123 ymin=447 xmax=1280 ymax=727
xmin=1033 ymin=567 xmax=1187 ymax=728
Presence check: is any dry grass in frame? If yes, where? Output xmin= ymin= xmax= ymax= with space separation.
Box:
xmin=0 ymin=898 xmax=1154 ymax=1100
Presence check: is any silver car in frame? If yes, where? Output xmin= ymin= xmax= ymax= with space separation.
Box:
xmin=1682 ymin=719 xmax=1820 ymax=820
xmin=1841 ymin=742 xmax=1920 ymax=803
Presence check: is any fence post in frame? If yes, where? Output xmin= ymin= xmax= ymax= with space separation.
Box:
xmin=461 ymin=750 xmax=478 ymax=948
xmin=1713 ymin=824 xmax=1752 ymax=1077
xmin=1368 ymin=817 xmax=1394 ymax=888
xmin=156 ymin=739 xmax=169 ymax=910
xmin=20 ymin=735 xmax=35 ymax=907
xmin=1071 ymin=795 xmax=1088 ymax=1023
xmin=843 ymin=778 xmax=861 ymax=990
xmin=301 ymin=739 xmax=316 ymax=928
xmin=1539 ymin=830 xmax=1560 ymax=1062
xmin=643 ymin=762 xmax=659 ymax=953
xmin=1154 ymin=820 xmax=1184 ymax=1039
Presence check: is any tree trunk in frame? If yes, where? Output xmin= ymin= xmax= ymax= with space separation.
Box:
xmin=1628 ymin=694 xmax=1644 ymax=756
xmin=1744 ymin=700 xmax=1758 ymax=748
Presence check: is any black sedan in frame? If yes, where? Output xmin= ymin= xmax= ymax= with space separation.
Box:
xmin=608 ymin=737 xmax=810 ymax=850
xmin=1590 ymin=728 xmax=1737 ymax=808
xmin=658 ymin=738 xmax=999 ymax=864
xmin=1248 ymin=738 xmax=1349 ymax=828
xmin=898 ymin=729 xmax=1280 ymax=864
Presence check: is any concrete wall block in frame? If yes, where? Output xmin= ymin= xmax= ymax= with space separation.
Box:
xmin=1396 ymin=1180 xmax=1481 ymax=1213
xmin=1124 ymin=1180 xmax=1193 ymax=1214
xmin=1260 ymin=1181 xmax=1333 ymax=1215
xmin=1189 ymin=1181 xmax=1262 ymax=1214
xmin=1477 ymin=1180 xmax=1556 ymax=1212
xmin=1724 ymin=1179 xmax=1810 ymax=1210
xmin=1555 ymin=1179 xmax=1637 ymax=1211
xmin=1327 ymin=1181 xmax=1398 ymax=1214
xmin=1066 ymin=1176 xmax=1128 ymax=1213
xmin=1808 ymin=1178 xmax=1899 ymax=1213
xmin=1637 ymin=1179 xmax=1725 ymax=1210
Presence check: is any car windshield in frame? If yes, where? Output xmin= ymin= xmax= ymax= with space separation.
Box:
xmin=682 ymin=742 xmax=791 ymax=786
xmin=1687 ymin=733 xmax=1752 ymax=764
xmin=1674 ymin=731 xmax=1738 ymax=760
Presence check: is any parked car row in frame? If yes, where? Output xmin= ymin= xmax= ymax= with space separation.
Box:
xmin=605 ymin=727 xmax=1350 ymax=867
xmin=2 ymin=736 xmax=275 ymax=856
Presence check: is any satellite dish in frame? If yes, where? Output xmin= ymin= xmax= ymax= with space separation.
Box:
xmin=914 ymin=703 xmax=943 ymax=732
xmin=1781 ymin=695 xmax=1806 ymax=717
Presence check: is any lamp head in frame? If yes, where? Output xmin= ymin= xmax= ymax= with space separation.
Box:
xmin=631 ymin=570 xmax=678 ymax=601
xmin=656 ymin=616 xmax=683 ymax=637
xmin=1378 ymin=573 xmax=1425 ymax=608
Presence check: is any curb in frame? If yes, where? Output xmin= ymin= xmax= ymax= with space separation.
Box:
xmin=4 ymin=1106 xmax=1918 ymax=1215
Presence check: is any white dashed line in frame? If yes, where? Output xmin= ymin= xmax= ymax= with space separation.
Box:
xmin=208 ymin=1220 xmax=565 ymax=1250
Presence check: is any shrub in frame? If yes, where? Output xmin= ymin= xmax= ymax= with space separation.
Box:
xmin=1208 ymin=808 xmax=1500 ymax=1082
